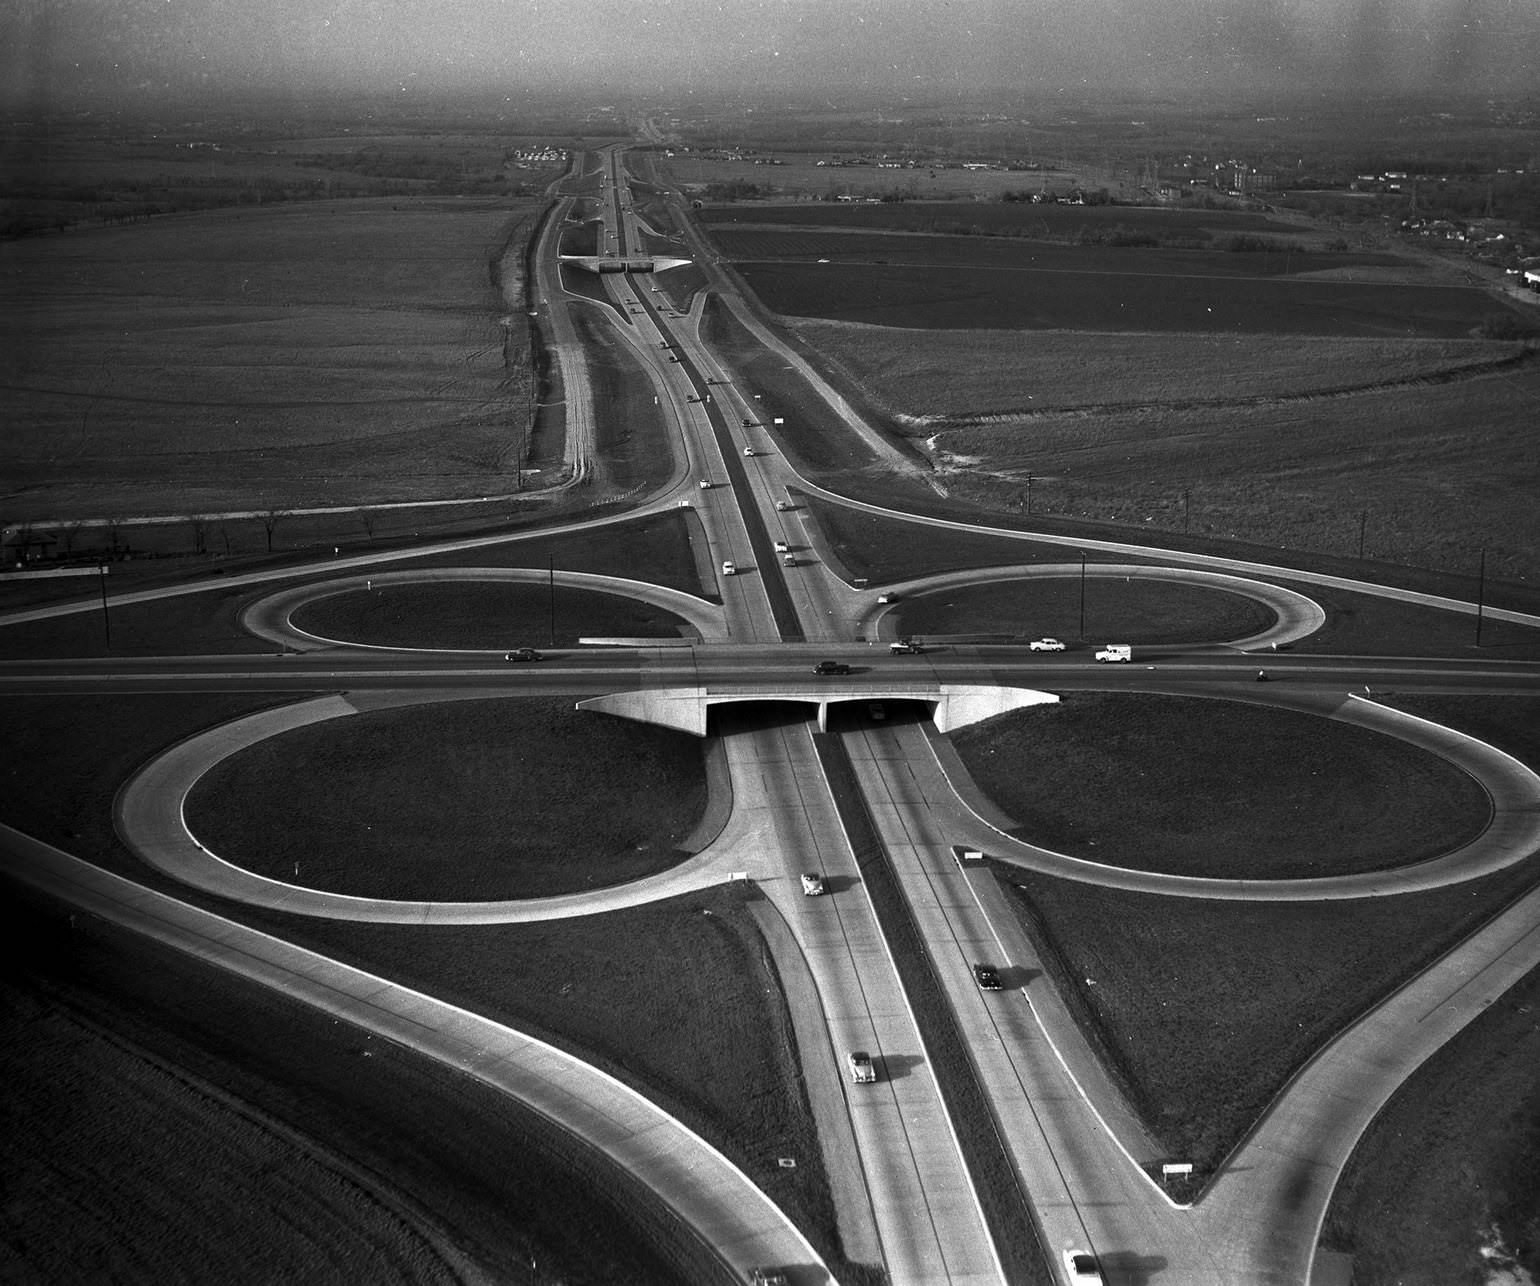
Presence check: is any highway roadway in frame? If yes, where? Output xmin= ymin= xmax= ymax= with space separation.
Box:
xmin=6 ymin=144 xmax=1540 ymax=1286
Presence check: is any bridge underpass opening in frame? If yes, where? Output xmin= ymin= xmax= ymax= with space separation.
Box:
xmin=576 ymin=686 xmax=1057 ymax=737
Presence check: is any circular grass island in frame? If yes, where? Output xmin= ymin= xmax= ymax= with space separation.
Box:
xmin=893 ymin=577 xmax=1274 ymax=645
xmin=951 ymin=693 xmax=1491 ymax=879
xmin=184 ymin=698 xmax=710 ymax=900
xmin=289 ymin=581 xmax=693 ymax=650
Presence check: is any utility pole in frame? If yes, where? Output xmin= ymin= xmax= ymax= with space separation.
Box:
xmin=97 ymin=562 xmax=111 ymax=651
xmin=1475 ymin=545 xmax=1486 ymax=647
xmin=1078 ymin=552 xmax=1088 ymax=641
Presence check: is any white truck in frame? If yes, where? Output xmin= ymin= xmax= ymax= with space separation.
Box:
xmin=1094 ymin=643 xmax=1132 ymax=663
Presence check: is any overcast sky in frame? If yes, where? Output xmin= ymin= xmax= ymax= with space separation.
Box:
xmin=5 ymin=0 xmax=1537 ymax=111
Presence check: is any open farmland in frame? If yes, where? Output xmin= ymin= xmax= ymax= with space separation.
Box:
xmin=730 ymin=256 xmax=1507 ymax=337
xmin=926 ymin=363 xmax=1540 ymax=582
xmin=699 ymin=199 xmax=1316 ymax=241
xmin=0 ymin=196 xmax=542 ymax=520
xmin=785 ymin=323 xmax=1526 ymax=419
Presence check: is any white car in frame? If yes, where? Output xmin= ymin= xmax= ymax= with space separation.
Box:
xmin=698 ymin=479 xmax=712 ymax=490
xmin=1029 ymin=637 xmax=1067 ymax=652
xmin=800 ymin=872 xmax=825 ymax=896
xmin=775 ymin=500 xmax=792 ymax=511
xmin=743 ymin=446 xmax=755 ymax=457
xmin=773 ymin=540 xmax=789 ymax=553
xmin=1063 ymin=1250 xmax=1105 ymax=1283
xmin=722 ymin=560 xmax=736 ymax=576
xmin=847 ymin=1050 xmax=876 ymax=1083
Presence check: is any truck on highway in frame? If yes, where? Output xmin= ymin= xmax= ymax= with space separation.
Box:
xmin=1094 ymin=643 xmax=1132 ymax=663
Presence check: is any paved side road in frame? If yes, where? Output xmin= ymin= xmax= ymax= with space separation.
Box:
xmin=2 ymin=825 xmax=834 ymax=1286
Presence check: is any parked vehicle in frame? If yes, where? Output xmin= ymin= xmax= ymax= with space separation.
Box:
xmin=1094 ymin=644 xmax=1132 ymax=663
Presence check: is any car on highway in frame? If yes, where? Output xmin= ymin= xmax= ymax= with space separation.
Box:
xmin=668 ymin=354 xmax=680 ymax=362
xmin=503 ymin=648 xmax=542 ymax=662
xmin=1063 ymin=1250 xmax=1105 ymax=1283
xmin=876 ymin=592 xmax=896 ymax=604
xmin=813 ymin=660 xmax=851 ymax=676
xmin=847 ymin=1050 xmax=877 ymax=1083
xmin=775 ymin=500 xmax=792 ymax=511
xmin=743 ymin=446 xmax=755 ymax=457
xmin=742 ymin=418 xmax=755 ymax=427
xmin=972 ymin=963 xmax=1003 ymax=990
xmin=800 ymin=872 xmax=825 ymax=896
xmin=722 ymin=560 xmax=737 ymax=576
xmin=1029 ymin=637 xmax=1067 ymax=652
xmin=868 ymin=703 xmax=886 ymax=721
xmin=686 ymin=394 xmax=701 ymax=403
xmin=748 ymin=1269 xmax=788 ymax=1286
xmin=773 ymin=540 xmax=789 ymax=553
xmin=698 ymin=479 xmax=712 ymax=489
xmin=782 ymin=553 xmax=796 ymax=566
xmin=889 ymin=639 xmax=923 ymax=654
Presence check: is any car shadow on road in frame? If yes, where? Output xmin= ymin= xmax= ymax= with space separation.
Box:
xmin=878 ymin=1052 xmax=925 ymax=1081
xmin=1097 ymin=1252 xmax=1168 ymax=1284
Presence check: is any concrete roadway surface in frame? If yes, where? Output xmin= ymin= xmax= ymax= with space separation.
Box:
xmin=854 ymin=713 xmax=1540 ymax=1285
xmin=1 ymin=826 xmax=834 ymax=1286
xmin=108 ymin=683 xmax=1006 ymax=1284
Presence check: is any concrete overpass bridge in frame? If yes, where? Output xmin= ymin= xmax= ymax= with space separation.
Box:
xmin=559 ymin=255 xmax=693 ymax=274
xmin=577 ymin=683 xmax=1057 ymax=736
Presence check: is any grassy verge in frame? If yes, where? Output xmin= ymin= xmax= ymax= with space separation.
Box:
xmin=289 ymin=583 xmax=693 ymax=650
xmin=1320 ymin=962 xmax=1540 ymax=1285
xmin=813 ymin=731 xmax=1050 ymax=1285
xmin=1 ymin=886 xmax=712 ymax=1286
xmin=184 ymin=699 xmax=709 ymax=901
xmin=950 ymin=694 xmax=1491 ymax=879
xmin=0 ymin=693 xmax=852 ymax=1275
xmin=996 ymin=858 xmax=1540 ymax=1177
xmin=891 ymin=577 xmax=1274 ymax=645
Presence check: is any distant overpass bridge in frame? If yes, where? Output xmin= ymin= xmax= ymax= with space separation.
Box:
xmin=559 ymin=255 xmax=693 ymax=274
xmin=578 ymin=684 xmax=1057 ymax=736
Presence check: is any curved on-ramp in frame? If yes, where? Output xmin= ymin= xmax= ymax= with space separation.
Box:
xmin=2 ymin=826 xmax=831 ymax=1286
xmin=930 ymin=690 xmax=1540 ymax=900
xmin=860 ymin=562 xmax=1326 ymax=651
xmin=241 ymin=568 xmax=725 ymax=653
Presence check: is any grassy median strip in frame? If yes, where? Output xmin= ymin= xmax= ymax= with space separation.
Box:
xmin=811 ymin=730 xmax=1051 ymax=1286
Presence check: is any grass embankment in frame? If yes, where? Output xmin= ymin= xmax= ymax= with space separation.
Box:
xmin=0 ymin=891 xmax=699 ymax=1286
xmin=1321 ymin=964 xmax=1540 ymax=1286
xmin=1 ymin=198 xmax=542 ymax=520
xmin=951 ymin=694 xmax=1490 ymax=878
xmin=812 ymin=733 xmax=1050 ymax=1285
xmin=1318 ymin=695 xmax=1540 ymax=1284
xmin=0 ymin=507 xmax=702 ymax=659
xmin=290 ymin=583 xmax=693 ymax=650
xmin=1 ymin=694 xmax=852 ymax=1279
xmin=892 ymin=578 xmax=1273 ymax=645
xmin=185 ymin=699 xmax=708 ymax=901
xmin=979 ymin=695 xmax=1540 ymax=1190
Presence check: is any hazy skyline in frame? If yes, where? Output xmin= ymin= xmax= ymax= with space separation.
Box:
xmin=4 ymin=0 xmax=1538 ymax=113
